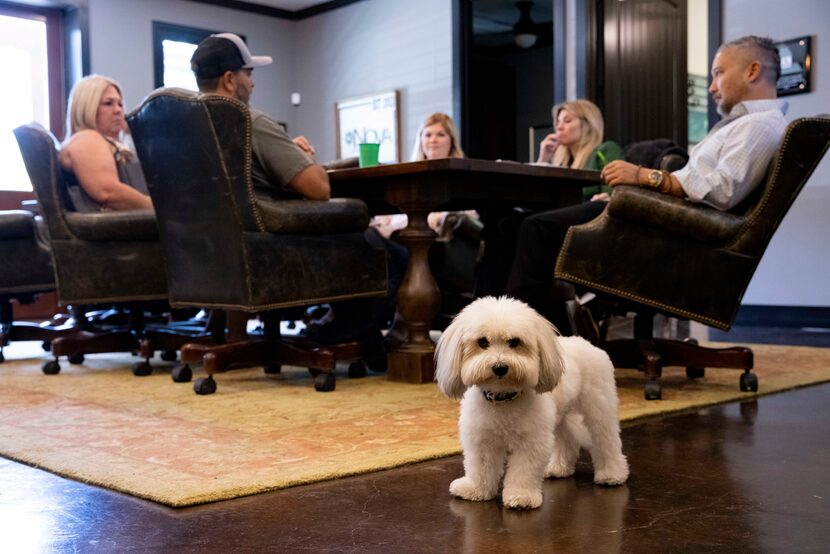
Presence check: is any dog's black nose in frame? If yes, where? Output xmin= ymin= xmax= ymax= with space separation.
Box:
xmin=492 ymin=364 xmax=508 ymax=377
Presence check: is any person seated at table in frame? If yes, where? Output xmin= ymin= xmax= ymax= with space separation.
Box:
xmin=59 ymin=75 xmax=153 ymax=211
xmin=476 ymin=99 xmax=621 ymax=298
xmin=506 ymin=35 xmax=788 ymax=334
xmin=370 ymin=112 xmax=471 ymax=238
xmin=534 ymin=99 xmax=623 ymax=201
xmin=190 ymin=32 xmax=405 ymax=367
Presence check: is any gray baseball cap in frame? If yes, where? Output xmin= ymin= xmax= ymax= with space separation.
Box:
xmin=190 ymin=32 xmax=273 ymax=79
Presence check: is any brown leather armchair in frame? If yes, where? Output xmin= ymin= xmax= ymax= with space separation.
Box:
xmin=13 ymin=123 xmax=217 ymax=378
xmin=0 ymin=209 xmax=77 ymax=361
xmin=555 ymin=115 xmax=830 ymax=399
xmin=127 ymin=88 xmax=388 ymax=394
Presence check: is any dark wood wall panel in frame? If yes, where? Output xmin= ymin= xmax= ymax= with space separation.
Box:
xmin=600 ymin=0 xmax=687 ymax=148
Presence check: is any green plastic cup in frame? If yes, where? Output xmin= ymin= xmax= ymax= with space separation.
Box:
xmin=358 ymin=143 xmax=380 ymax=167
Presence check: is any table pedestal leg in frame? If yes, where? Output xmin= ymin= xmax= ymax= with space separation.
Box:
xmin=387 ymin=207 xmax=440 ymax=383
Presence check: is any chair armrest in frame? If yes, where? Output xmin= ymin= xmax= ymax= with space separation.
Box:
xmin=0 ymin=210 xmax=36 ymax=239
xmin=607 ymin=186 xmax=745 ymax=245
xmin=64 ymin=209 xmax=159 ymax=241
xmin=257 ymin=198 xmax=370 ymax=234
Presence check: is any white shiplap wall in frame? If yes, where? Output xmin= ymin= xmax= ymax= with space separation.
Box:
xmin=724 ymin=0 xmax=830 ymax=306
xmin=292 ymin=0 xmax=454 ymax=163
xmin=86 ymin=0 xmax=299 ymax=132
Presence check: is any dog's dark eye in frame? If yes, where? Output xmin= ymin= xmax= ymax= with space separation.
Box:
xmin=477 ymin=337 xmax=490 ymax=349
xmin=508 ymin=338 xmax=521 ymax=348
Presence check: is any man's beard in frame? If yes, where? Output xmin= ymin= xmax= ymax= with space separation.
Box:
xmin=235 ymin=83 xmax=250 ymax=106
xmin=716 ymin=100 xmax=732 ymax=117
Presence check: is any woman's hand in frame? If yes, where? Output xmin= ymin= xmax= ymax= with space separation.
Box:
xmin=536 ymin=133 xmax=559 ymax=164
xmin=601 ymin=160 xmax=642 ymax=187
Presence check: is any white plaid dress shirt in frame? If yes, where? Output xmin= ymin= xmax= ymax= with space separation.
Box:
xmin=674 ymin=98 xmax=789 ymax=210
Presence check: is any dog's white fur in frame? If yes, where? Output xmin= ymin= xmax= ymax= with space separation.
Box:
xmin=435 ymin=296 xmax=628 ymax=509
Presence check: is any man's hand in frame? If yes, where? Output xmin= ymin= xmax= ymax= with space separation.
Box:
xmin=292 ymin=135 xmax=316 ymax=160
xmin=601 ymin=160 xmax=642 ymax=187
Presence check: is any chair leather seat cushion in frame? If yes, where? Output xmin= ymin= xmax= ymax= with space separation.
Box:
xmin=608 ymin=185 xmax=745 ymax=245
xmin=256 ymin=198 xmax=370 ymax=234
xmin=64 ymin=209 xmax=159 ymax=241
xmin=0 ymin=210 xmax=36 ymax=239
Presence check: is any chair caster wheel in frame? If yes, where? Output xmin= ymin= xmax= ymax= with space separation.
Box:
xmin=314 ymin=372 xmax=336 ymax=392
xmin=347 ymin=361 xmax=367 ymax=378
xmin=171 ymin=364 xmax=192 ymax=383
xmin=160 ymin=349 xmax=178 ymax=362
xmin=43 ymin=360 xmax=61 ymax=374
xmin=132 ymin=361 xmax=152 ymax=376
xmin=264 ymin=364 xmax=282 ymax=375
xmin=740 ymin=371 xmax=758 ymax=392
xmin=0 ymin=351 xmax=4 ymax=363
xmin=42 ymin=341 xmax=51 ymax=352
xmin=194 ymin=376 xmax=217 ymax=395
xmin=686 ymin=366 xmax=705 ymax=378
xmin=644 ymin=380 xmax=662 ymax=400
xmin=68 ymin=353 xmax=85 ymax=364
xmin=308 ymin=367 xmax=323 ymax=377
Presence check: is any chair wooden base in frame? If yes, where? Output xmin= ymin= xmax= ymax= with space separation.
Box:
xmin=0 ymin=321 xmax=82 ymax=362
xmin=571 ymin=302 xmax=757 ymax=401
xmin=0 ymin=298 xmax=83 ymax=363
xmin=42 ymin=310 xmax=221 ymax=378
xmin=181 ymin=336 xmax=369 ymax=395
xmin=604 ymin=338 xmax=756 ymax=400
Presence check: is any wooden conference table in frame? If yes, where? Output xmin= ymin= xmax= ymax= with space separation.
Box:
xmin=329 ymin=157 xmax=601 ymax=384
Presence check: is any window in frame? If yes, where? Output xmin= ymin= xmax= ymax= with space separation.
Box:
xmin=153 ymin=22 xmax=219 ymax=91
xmin=0 ymin=3 xmax=64 ymax=192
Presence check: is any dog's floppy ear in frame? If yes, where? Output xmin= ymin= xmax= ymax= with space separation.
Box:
xmin=434 ymin=313 xmax=467 ymax=399
xmin=535 ymin=317 xmax=565 ymax=394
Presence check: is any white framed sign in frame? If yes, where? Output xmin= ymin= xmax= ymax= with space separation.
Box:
xmin=335 ymin=90 xmax=400 ymax=163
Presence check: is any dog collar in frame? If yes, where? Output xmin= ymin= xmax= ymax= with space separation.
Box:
xmin=481 ymin=389 xmax=522 ymax=403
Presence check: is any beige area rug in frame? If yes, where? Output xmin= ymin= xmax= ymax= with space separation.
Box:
xmin=0 ymin=342 xmax=829 ymax=507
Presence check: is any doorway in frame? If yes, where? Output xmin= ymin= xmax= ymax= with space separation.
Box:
xmin=463 ymin=0 xmax=554 ymax=162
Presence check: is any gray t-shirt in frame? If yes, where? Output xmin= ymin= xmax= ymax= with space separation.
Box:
xmin=250 ymin=109 xmax=313 ymax=199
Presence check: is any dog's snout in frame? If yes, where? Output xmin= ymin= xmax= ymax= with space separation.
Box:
xmin=492 ymin=363 xmax=509 ymax=377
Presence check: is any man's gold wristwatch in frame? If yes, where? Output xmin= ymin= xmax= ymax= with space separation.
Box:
xmin=647 ymin=169 xmax=664 ymax=190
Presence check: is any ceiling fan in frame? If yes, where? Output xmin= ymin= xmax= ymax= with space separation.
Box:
xmin=473 ymin=1 xmax=553 ymax=52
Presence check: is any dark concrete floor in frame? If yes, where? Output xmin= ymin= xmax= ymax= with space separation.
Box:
xmin=2 ymin=330 xmax=830 ymax=552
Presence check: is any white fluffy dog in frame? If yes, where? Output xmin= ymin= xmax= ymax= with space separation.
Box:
xmin=435 ymin=296 xmax=628 ymax=510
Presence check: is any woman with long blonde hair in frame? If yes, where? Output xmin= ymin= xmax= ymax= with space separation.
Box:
xmin=536 ymin=99 xmax=621 ymax=200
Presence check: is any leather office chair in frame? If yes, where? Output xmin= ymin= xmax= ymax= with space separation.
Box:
xmin=127 ymin=88 xmax=388 ymax=394
xmin=13 ymin=123 xmax=216 ymax=378
xmin=0 ymin=209 xmax=79 ymax=361
xmin=555 ymin=115 xmax=830 ymax=399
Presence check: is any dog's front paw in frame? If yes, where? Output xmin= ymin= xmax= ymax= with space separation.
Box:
xmin=594 ymin=458 xmax=629 ymax=486
xmin=502 ymin=488 xmax=543 ymax=510
xmin=544 ymin=459 xmax=575 ymax=479
xmin=449 ymin=476 xmax=496 ymax=502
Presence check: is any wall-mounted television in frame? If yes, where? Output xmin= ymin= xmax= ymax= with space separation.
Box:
xmin=776 ymin=36 xmax=812 ymax=96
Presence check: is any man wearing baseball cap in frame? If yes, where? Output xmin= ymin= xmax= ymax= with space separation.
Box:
xmin=190 ymin=33 xmax=330 ymax=200
xmin=189 ymin=32 xmax=408 ymax=369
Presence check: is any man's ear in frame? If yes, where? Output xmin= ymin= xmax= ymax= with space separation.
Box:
xmin=745 ymin=60 xmax=762 ymax=84
xmin=219 ymin=71 xmax=236 ymax=94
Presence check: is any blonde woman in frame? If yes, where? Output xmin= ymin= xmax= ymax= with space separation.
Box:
xmin=372 ymin=112 xmax=470 ymax=238
xmin=59 ymin=75 xmax=152 ymax=211
xmin=536 ymin=99 xmax=622 ymax=201
xmin=410 ymin=112 xmax=465 ymax=161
